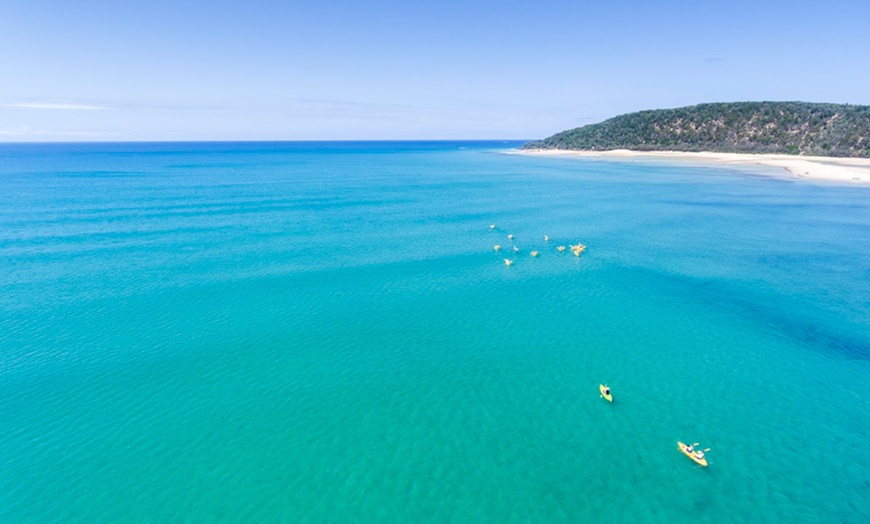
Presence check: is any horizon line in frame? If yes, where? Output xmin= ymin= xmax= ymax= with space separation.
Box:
xmin=0 ymin=138 xmax=533 ymax=145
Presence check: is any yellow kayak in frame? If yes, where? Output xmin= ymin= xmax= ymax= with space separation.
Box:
xmin=599 ymin=384 xmax=612 ymax=402
xmin=678 ymin=441 xmax=708 ymax=467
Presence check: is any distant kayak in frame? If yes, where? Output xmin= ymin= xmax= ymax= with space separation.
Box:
xmin=599 ymin=384 xmax=612 ymax=402
xmin=678 ymin=441 xmax=708 ymax=467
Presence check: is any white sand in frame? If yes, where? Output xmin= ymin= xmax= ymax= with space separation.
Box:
xmin=515 ymin=149 xmax=870 ymax=185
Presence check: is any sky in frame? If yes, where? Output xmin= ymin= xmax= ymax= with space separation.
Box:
xmin=1 ymin=0 xmax=869 ymax=141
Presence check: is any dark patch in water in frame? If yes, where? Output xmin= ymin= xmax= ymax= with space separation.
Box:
xmin=627 ymin=267 xmax=870 ymax=361
xmin=692 ymin=496 xmax=712 ymax=513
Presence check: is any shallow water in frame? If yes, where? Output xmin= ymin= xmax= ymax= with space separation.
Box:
xmin=1 ymin=141 xmax=868 ymax=522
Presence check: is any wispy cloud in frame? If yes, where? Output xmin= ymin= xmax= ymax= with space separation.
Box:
xmin=4 ymin=102 xmax=110 ymax=111
xmin=0 ymin=126 xmax=114 ymax=139
xmin=0 ymin=126 xmax=38 ymax=136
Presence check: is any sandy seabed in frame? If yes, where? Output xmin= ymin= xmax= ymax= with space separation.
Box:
xmin=516 ymin=149 xmax=870 ymax=185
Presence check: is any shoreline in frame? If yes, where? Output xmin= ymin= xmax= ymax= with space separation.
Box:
xmin=514 ymin=149 xmax=870 ymax=185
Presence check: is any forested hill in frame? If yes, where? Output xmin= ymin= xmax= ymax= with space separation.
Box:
xmin=525 ymin=102 xmax=870 ymax=157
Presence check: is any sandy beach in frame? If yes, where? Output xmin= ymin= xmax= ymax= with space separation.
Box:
xmin=516 ymin=149 xmax=870 ymax=185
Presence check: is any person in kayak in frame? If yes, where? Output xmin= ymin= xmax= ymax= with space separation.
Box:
xmin=685 ymin=444 xmax=704 ymax=459
xmin=603 ymin=387 xmax=610 ymax=396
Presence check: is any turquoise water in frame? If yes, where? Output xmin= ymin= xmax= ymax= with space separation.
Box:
xmin=1 ymin=142 xmax=868 ymax=522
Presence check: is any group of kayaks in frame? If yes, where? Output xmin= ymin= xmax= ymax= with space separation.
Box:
xmin=489 ymin=226 xmax=587 ymax=266
xmin=599 ymin=384 xmax=710 ymax=467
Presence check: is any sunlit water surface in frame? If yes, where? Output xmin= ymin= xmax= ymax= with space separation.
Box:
xmin=1 ymin=142 xmax=868 ymax=522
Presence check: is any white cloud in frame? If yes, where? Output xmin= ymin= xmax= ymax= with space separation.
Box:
xmin=0 ymin=126 xmax=114 ymax=140
xmin=0 ymin=126 xmax=38 ymax=136
xmin=4 ymin=102 xmax=110 ymax=111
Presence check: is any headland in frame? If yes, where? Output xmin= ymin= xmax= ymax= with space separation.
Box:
xmin=521 ymin=102 xmax=870 ymax=184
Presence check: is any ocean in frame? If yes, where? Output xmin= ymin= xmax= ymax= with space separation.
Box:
xmin=1 ymin=141 xmax=868 ymax=522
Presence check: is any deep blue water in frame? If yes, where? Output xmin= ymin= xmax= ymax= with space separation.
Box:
xmin=1 ymin=141 xmax=869 ymax=522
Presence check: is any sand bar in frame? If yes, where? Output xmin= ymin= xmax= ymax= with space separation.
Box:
xmin=516 ymin=149 xmax=870 ymax=185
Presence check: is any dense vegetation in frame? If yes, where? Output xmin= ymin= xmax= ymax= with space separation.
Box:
xmin=525 ymin=102 xmax=870 ymax=157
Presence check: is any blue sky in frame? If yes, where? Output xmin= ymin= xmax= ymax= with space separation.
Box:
xmin=2 ymin=0 xmax=868 ymax=141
